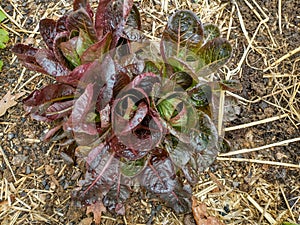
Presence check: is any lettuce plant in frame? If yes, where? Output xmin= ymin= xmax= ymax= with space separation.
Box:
xmin=13 ymin=0 xmax=235 ymax=215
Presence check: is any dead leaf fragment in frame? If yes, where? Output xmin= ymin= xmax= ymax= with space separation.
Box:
xmin=192 ymin=197 xmax=225 ymax=225
xmin=0 ymin=91 xmax=25 ymax=117
xmin=86 ymin=198 xmax=106 ymax=225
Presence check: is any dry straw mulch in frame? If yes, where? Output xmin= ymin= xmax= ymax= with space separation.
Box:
xmin=0 ymin=0 xmax=299 ymax=224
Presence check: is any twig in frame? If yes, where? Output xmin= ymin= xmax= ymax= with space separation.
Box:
xmin=264 ymin=46 xmax=300 ymax=71
xmin=224 ymin=113 xmax=289 ymax=131
xmin=217 ymin=157 xmax=300 ymax=169
xmin=0 ymin=146 xmax=17 ymax=182
xmin=278 ymin=0 xmax=282 ymax=34
xmin=280 ymin=186 xmax=296 ymax=223
xmin=219 ymin=137 xmax=300 ymax=157
xmin=247 ymin=195 xmax=276 ymax=224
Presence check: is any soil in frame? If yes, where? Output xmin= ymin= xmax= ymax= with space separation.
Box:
xmin=0 ymin=0 xmax=299 ymax=225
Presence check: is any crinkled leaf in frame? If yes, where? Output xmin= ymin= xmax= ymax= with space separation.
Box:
xmin=94 ymin=0 xmax=112 ymax=38
xmin=67 ymin=8 xmax=97 ymax=42
xmin=12 ymin=44 xmax=47 ymax=73
xmin=162 ymin=10 xmax=204 ymax=59
xmin=64 ymin=83 xmax=97 ymax=135
xmin=73 ymin=0 xmax=94 ymax=18
xmin=164 ymin=135 xmax=192 ymax=168
xmin=0 ymin=91 xmax=25 ymax=117
xmin=39 ymin=19 xmax=57 ymax=50
xmin=140 ymin=149 xmax=192 ymax=213
xmin=192 ymin=198 xmax=225 ymax=225
xmin=196 ymin=38 xmax=232 ymax=76
xmin=23 ymin=83 xmax=75 ymax=106
xmin=95 ymin=0 xmax=133 ymax=42
xmin=86 ymin=198 xmax=106 ymax=225
xmin=110 ymin=136 xmax=149 ymax=160
xmin=103 ymin=184 xmax=130 ymax=215
xmin=94 ymin=56 xmax=116 ymax=110
xmin=81 ymin=32 xmax=112 ymax=64
xmin=157 ymin=92 xmax=198 ymax=132
xmin=81 ymin=144 xmax=119 ymax=195
xmin=55 ymin=62 xmax=92 ymax=86
xmin=188 ymin=84 xmax=212 ymax=117
xmin=139 ymin=149 xmax=176 ymax=194
xmin=60 ymin=36 xmax=81 ymax=67
xmin=35 ymin=48 xmax=70 ymax=76
xmin=203 ymin=23 xmax=221 ymax=42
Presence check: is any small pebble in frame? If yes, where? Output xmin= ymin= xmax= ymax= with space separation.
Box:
xmin=7 ymin=133 xmax=15 ymax=140
xmin=25 ymin=166 xmax=31 ymax=174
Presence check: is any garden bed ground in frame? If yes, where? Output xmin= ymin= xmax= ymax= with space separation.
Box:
xmin=0 ymin=0 xmax=299 ymax=224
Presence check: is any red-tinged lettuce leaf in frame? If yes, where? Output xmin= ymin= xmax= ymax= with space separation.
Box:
xmin=103 ymin=184 xmax=130 ymax=215
xmin=131 ymin=72 xmax=161 ymax=95
xmin=112 ymin=71 xmax=131 ymax=97
xmin=126 ymin=4 xmax=141 ymax=29
xmin=73 ymin=0 xmax=94 ymax=18
xmin=161 ymin=10 xmax=204 ymax=59
xmin=60 ymin=36 xmax=81 ymax=67
xmin=39 ymin=19 xmax=57 ymax=50
xmin=76 ymin=29 xmax=94 ymax=57
xmin=110 ymin=136 xmax=149 ymax=160
xmin=64 ymin=83 xmax=97 ymax=135
xmin=55 ymin=62 xmax=92 ymax=86
xmin=139 ymin=148 xmax=176 ymax=194
xmin=94 ymin=0 xmax=112 ymax=38
xmin=81 ymin=32 xmax=112 ymax=64
xmin=53 ymin=31 xmax=73 ymax=69
xmin=95 ymin=0 xmax=133 ymax=42
xmin=139 ymin=148 xmax=192 ymax=213
xmin=164 ymin=135 xmax=192 ymax=168
xmin=12 ymin=44 xmax=48 ymax=74
xmin=56 ymin=15 xmax=68 ymax=33
xmin=23 ymin=83 xmax=75 ymax=106
xmin=196 ymin=38 xmax=232 ymax=76
xmin=94 ymin=56 xmax=116 ymax=110
xmin=181 ymin=119 xmax=219 ymax=183
xmin=66 ymin=8 xmax=97 ymax=42
xmin=35 ymin=48 xmax=70 ymax=76
xmin=203 ymin=23 xmax=221 ymax=42
xmin=43 ymin=100 xmax=75 ymax=120
xmin=43 ymin=124 xmax=63 ymax=141
xmin=159 ymin=185 xmax=192 ymax=214
xmin=80 ymin=144 xmax=120 ymax=197
xmin=26 ymin=100 xmax=74 ymax=122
